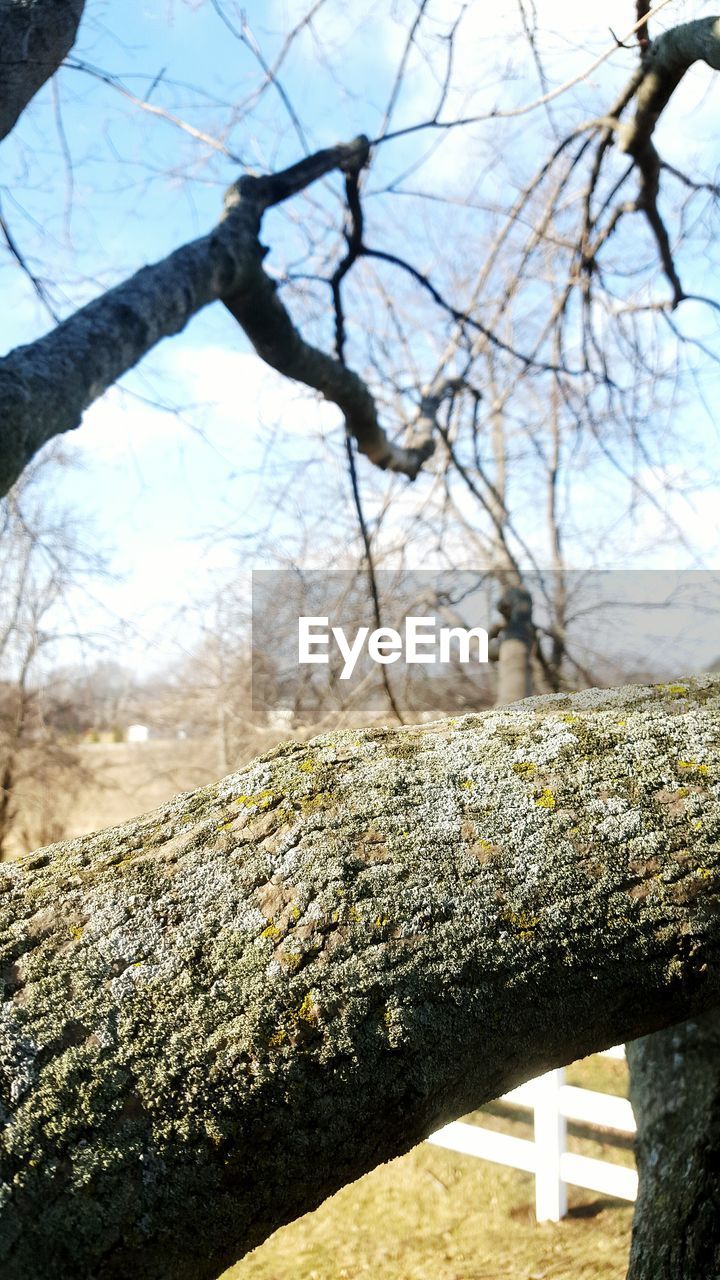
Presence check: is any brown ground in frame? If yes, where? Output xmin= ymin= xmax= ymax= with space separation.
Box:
xmin=66 ymin=738 xmax=224 ymax=837
xmin=5 ymin=737 xmax=223 ymax=858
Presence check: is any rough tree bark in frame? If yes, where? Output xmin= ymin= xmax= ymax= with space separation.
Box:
xmin=627 ymin=1011 xmax=720 ymax=1279
xmin=0 ymin=0 xmax=85 ymax=144
xmin=1 ymin=675 xmax=719 ymax=1279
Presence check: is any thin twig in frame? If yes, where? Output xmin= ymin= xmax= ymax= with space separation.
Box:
xmin=209 ymin=0 xmax=310 ymax=154
xmin=328 ymin=165 xmax=406 ymax=723
xmin=362 ymin=246 xmax=574 ymax=374
xmin=64 ymin=57 xmax=243 ymax=162
xmin=0 ymin=198 xmax=60 ymax=322
xmin=372 ymin=0 xmax=673 ymax=146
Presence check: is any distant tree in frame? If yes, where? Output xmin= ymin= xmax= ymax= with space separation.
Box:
xmin=0 ymin=450 xmax=105 ymax=856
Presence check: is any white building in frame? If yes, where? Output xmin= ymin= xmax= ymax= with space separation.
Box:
xmin=126 ymin=723 xmax=150 ymax=744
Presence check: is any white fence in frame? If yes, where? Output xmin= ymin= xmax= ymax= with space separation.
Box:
xmin=427 ymin=1047 xmax=636 ymax=1221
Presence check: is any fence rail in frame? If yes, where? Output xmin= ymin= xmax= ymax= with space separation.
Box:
xmin=427 ymin=1048 xmax=636 ymax=1220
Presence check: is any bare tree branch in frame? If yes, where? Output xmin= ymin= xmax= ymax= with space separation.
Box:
xmin=0 ymin=0 xmax=85 ymax=144
xmin=64 ymin=57 xmax=243 ymax=163
xmin=373 ymin=0 xmax=670 ymax=146
xmin=610 ymin=17 xmax=720 ymax=304
xmin=620 ymin=17 xmax=720 ymax=160
xmin=0 ymin=136 xmax=434 ymax=497
xmin=636 ymin=0 xmax=652 ymax=56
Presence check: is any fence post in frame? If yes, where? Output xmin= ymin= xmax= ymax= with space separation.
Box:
xmin=533 ymin=1069 xmax=567 ymax=1221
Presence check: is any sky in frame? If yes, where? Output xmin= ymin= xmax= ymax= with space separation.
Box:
xmin=1 ymin=0 xmax=719 ymax=677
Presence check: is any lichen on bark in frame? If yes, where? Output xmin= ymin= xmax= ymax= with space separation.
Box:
xmin=1 ymin=675 xmax=720 ymax=1278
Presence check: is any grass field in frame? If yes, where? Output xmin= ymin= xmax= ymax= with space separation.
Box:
xmin=4 ymin=737 xmax=224 ymax=860
xmin=67 ymin=738 xmax=224 ymax=837
xmin=225 ymin=1144 xmax=632 ymax=1279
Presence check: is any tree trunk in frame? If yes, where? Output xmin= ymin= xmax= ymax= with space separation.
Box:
xmin=627 ymin=1011 xmax=720 ymax=1278
xmin=1 ymin=675 xmax=720 ymax=1279
xmin=496 ymin=585 xmax=534 ymax=704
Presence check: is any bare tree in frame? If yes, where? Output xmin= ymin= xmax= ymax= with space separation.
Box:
xmin=4 ymin=7 xmax=719 ymax=499
xmin=0 ymin=450 xmax=106 ymax=858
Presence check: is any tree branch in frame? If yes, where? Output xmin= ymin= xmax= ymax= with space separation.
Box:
xmin=636 ymin=0 xmax=652 ymax=56
xmin=0 ymin=136 xmax=433 ymax=497
xmin=2 ymin=675 xmax=720 ymax=1278
xmin=0 ymin=0 xmax=85 ymax=144
xmin=614 ymin=17 xmax=720 ymax=305
xmin=620 ymin=17 xmax=720 ymax=160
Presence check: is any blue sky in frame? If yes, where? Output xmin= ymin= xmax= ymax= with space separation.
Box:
xmin=1 ymin=1 xmax=719 ymax=674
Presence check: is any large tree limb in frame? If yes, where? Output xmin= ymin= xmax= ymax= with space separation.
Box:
xmin=0 ymin=136 xmax=432 ymax=498
xmin=0 ymin=0 xmax=85 ymax=144
xmin=1 ymin=675 xmax=720 ymax=1278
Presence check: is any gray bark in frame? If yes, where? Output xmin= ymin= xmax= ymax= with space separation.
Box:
xmin=0 ymin=138 xmax=433 ymax=497
xmin=497 ymin=636 xmax=532 ymax=704
xmin=627 ymin=1011 xmax=720 ymax=1279
xmin=1 ymin=675 xmax=720 ymax=1279
xmin=620 ymin=16 xmax=720 ymax=158
xmin=496 ymin=586 xmax=534 ymax=704
xmin=0 ymin=0 xmax=84 ymax=143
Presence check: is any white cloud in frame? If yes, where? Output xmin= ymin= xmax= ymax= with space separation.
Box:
xmin=72 ymin=345 xmax=340 ymax=464
xmin=73 ymin=392 xmax=178 ymax=461
xmin=168 ymin=346 xmax=340 ymax=435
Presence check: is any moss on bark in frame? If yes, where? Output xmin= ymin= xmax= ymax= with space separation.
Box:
xmin=1 ymin=676 xmax=720 ymax=1278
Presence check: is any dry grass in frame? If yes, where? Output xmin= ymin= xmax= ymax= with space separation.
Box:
xmin=65 ymin=738 xmax=223 ymax=836
xmin=4 ymin=738 xmax=223 ymax=858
